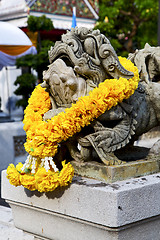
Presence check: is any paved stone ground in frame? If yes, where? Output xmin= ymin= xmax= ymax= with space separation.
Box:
xmin=0 ymin=178 xmax=34 ymax=239
xmin=0 ymin=205 xmax=34 ymax=240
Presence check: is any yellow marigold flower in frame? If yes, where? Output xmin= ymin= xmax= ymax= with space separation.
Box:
xmin=35 ymin=168 xmax=59 ymax=192
xmin=7 ymin=164 xmax=21 ymax=187
xmin=16 ymin=162 xmax=24 ymax=172
xmin=20 ymin=174 xmax=37 ymax=191
xmin=58 ymin=161 xmax=74 ymax=187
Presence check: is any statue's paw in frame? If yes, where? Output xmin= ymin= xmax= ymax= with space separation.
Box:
xmin=73 ymin=152 xmax=85 ymax=162
xmin=101 ymin=153 xmax=124 ymax=166
xmin=113 ymin=159 xmax=124 ymax=165
xmin=103 ymin=158 xmax=124 ymax=166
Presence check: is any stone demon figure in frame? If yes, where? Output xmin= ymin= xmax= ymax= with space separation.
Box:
xmin=41 ymin=27 xmax=160 ymax=165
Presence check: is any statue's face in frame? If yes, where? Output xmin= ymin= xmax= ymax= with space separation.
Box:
xmin=147 ymin=53 xmax=160 ymax=83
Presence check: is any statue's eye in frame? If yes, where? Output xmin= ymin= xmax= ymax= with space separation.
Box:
xmin=78 ymin=63 xmax=84 ymax=67
xmin=104 ymin=50 xmax=109 ymax=56
xmin=108 ymin=64 xmax=115 ymax=71
xmin=69 ymin=43 xmax=74 ymax=47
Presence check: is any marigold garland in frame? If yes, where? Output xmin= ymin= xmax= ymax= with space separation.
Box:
xmin=7 ymin=161 xmax=74 ymax=192
xmin=6 ymin=57 xmax=139 ymax=192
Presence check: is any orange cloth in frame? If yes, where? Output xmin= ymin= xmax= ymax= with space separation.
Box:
xmin=26 ymin=31 xmax=38 ymax=48
xmin=0 ymin=45 xmax=31 ymax=56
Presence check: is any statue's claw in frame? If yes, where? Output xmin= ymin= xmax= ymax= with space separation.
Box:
xmin=100 ymin=152 xmax=124 ymax=166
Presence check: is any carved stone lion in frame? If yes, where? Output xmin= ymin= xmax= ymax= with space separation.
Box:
xmin=41 ymin=27 xmax=160 ymax=165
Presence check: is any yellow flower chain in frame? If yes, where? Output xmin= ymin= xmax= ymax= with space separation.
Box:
xmin=23 ymin=57 xmax=139 ymax=158
xmin=7 ymin=161 xmax=74 ymax=192
xmin=6 ymin=57 xmax=139 ymax=192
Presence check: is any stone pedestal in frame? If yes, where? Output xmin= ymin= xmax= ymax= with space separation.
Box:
xmin=0 ymin=121 xmax=26 ymax=174
xmin=71 ymin=157 xmax=160 ymax=183
xmin=1 ymin=169 xmax=160 ymax=240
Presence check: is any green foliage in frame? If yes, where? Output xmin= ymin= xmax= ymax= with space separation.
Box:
xmin=16 ymin=40 xmax=54 ymax=80
xmin=14 ymin=15 xmax=54 ymax=109
xmin=14 ymin=73 xmax=36 ymax=110
xmin=27 ymin=15 xmax=53 ymax=32
xmin=34 ymin=40 xmax=54 ymax=80
xmin=95 ymin=0 xmax=159 ymax=56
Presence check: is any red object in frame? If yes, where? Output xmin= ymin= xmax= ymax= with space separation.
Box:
xmin=21 ymin=27 xmax=66 ymax=42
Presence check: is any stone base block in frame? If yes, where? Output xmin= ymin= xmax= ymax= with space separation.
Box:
xmin=2 ymin=170 xmax=160 ymax=240
xmin=71 ymin=157 xmax=160 ymax=183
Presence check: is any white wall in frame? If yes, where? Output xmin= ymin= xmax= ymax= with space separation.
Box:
xmin=0 ymin=66 xmax=24 ymax=120
xmin=0 ymin=121 xmax=26 ymax=172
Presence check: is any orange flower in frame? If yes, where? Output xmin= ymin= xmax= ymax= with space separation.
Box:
xmin=58 ymin=161 xmax=74 ymax=187
xmin=35 ymin=167 xmax=59 ymax=192
xmin=7 ymin=164 xmax=21 ymax=187
xmin=20 ymin=174 xmax=37 ymax=191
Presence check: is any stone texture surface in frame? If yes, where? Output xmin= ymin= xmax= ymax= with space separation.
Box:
xmin=0 ymin=205 xmax=34 ymax=240
xmin=71 ymin=157 xmax=160 ymax=183
xmin=2 ymin=170 xmax=160 ymax=239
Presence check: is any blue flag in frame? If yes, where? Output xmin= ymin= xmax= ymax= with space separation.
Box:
xmin=71 ymin=7 xmax=77 ymax=28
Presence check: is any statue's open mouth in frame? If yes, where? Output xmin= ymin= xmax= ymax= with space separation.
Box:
xmin=54 ymin=54 xmax=75 ymax=68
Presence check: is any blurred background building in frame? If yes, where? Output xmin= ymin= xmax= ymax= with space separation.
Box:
xmin=0 ymin=0 xmax=99 ymax=41
xmin=0 ymin=0 xmax=99 ymax=120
